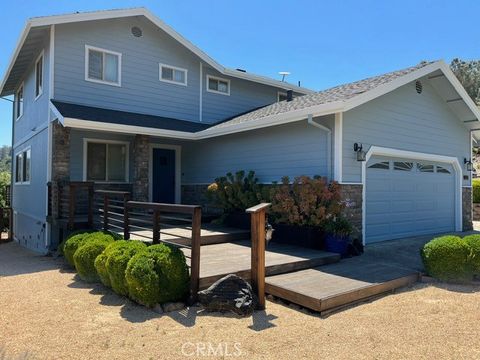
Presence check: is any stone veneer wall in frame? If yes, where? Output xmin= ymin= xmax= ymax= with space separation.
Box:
xmin=51 ymin=122 xmax=71 ymax=219
xmin=338 ymin=184 xmax=363 ymax=240
xmin=473 ymin=204 xmax=480 ymax=221
xmin=132 ymin=135 xmax=150 ymax=202
xmin=181 ymin=184 xmax=222 ymax=214
xmin=463 ymin=187 xmax=473 ymax=231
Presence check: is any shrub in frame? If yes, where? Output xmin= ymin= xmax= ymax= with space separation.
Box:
xmin=58 ymin=229 xmax=96 ymax=255
xmin=463 ymin=234 xmax=480 ymax=276
xmin=63 ymin=232 xmax=96 ymax=266
xmin=104 ymin=240 xmax=147 ymax=296
xmin=473 ymin=179 xmax=480 ymax=203
xmin=421 ymin=235 xmax=473 ymax=283
xmin=73 ymin=235 xmax=115 ymax=282
xmin=126 ymin=244 xmax=190 ymax=306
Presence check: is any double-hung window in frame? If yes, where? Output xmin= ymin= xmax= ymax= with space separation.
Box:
xmin=207 ymin=75 xmax=230 ymax=95
xmin=35 ymin=52 xmax=44 ymax=99
xmin=85 ymin=45 xmax=122 ymax=86
xmin=85 ymin=140 xmax=128 ymax=182
xmin=15 ymin=148 xmax=31 ymax=184
xmin=159 ymin=64 xmax=187 ymax=85
xmin=15 ymin=84 xmax=24 ymax=120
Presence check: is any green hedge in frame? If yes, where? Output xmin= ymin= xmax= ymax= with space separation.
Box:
xmin=463 ymin=234 xmax=480 ymax=276
xmin=421 ymin=235 xmax=474 ymax=283
xmin=125 ymin=244 xmax=189 ymax=307
xmin=73 ymin=235 xmax=115 ymax=282
xmin=104 ymin=240 xmax=147 ymax=296
xmin=63 ymin=232 xmax=96 ymax=267
xmin=473 ymin=179 xmax=480 ymax=203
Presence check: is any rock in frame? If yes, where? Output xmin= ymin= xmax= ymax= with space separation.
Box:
xmin=162 ymin=302 xmax=185 ymax=312
xmin=152 ymin=304 xmax=164 ymax=314
xmin=198 ymin=274 xmax=256 ymax=316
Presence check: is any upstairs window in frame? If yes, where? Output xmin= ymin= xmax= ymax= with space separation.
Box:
xmin=35 ymin=53 xmax=43 ymax=99
xmin=15 ymin=84 xmax=24 ymax=120
xmin=278 ymin=92 xmax=288 ymax=102
xmin=85 ymin=45 xmax=121 ymax=86
xmin=207 ymin=75 xmax=230 ymax=95
xmin=159 ymin=64 xmax=187 ymax=85
xmin=85 ymin=140 xmax=128 ymax=182
xmin=15 ymin=148 xmax=31 ymax=184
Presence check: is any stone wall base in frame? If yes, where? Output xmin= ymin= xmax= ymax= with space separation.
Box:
xmin=473 ymin=204 xmax=480 ymax=221
xmin=338 ymin=184 xmax=363 ymax=241
xmin=463 ymin=187 xmax=473 ymax=231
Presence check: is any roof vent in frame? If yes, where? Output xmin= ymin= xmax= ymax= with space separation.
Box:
xmin=131 ymin=26 xmax=143 ymax=37
xmin=415 ymin=80 xmax=423 ymax=94
xmin=236 ymin=68 xmax=246 ymax=73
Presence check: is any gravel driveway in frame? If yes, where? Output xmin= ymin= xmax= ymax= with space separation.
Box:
xmin=1 ymin=241 xmax=480 ymax=359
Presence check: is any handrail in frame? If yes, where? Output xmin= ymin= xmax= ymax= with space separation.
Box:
xmin=94 ymin=189 xmax=131 ymax=232
xmin=246 ymin=202 xmax=271 ymax=310
xmin=126 ymin=201 xmax=200 ymax=214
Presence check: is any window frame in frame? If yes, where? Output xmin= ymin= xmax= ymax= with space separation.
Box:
xmin=84 ymin=45 xmax=122 ymax=87
xmin=14 ymin=147 xmax=31 ymax=185
xmin=277 ymin=92 xmax=288 ymax=102
xmin=206 ymin=75 xmax=230 ymax=96
xmin=15 ymin=82 xmax=24 ymax=121
xmin=34 ymin=51 xmax=44 ymax=100
xmin=159 ymin=63 xmax=188 ymax=86
xmin=83 ymin=139 xmax=129 ymax=183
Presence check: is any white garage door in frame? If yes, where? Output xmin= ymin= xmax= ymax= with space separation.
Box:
xmin=365 ymin=156 xmax=456 ymax=243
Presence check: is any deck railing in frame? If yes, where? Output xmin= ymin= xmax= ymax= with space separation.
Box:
xmin=93 ymin=190 xmax=131 ymax=232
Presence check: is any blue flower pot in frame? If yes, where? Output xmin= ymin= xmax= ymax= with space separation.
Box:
xmin=324 ymin=233 xmax=350 ymax=256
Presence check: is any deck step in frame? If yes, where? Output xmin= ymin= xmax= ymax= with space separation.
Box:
xmin=265 ymin=260 xmax=420 ymax=313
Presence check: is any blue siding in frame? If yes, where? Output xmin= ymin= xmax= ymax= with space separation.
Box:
xmin=342 ymin=81 xmax=471 ymax=185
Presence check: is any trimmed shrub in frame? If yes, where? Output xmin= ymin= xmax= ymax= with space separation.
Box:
xmin=58 ymin=229 xmax=95 ymax=256
xmin=104 ymin=240 xmax=147 ymax=296
xmin=473 ymin=179 xmax=480 ymax=203
xmin=463 ymin=234 xmax=480 ymax=276
xmin=421 ymin=235 xmax=473 ymax=283
xmin=73 ymin=235 xmax=115 ymax=282
xmin=63 ymin=232 xmax=95 ymax=266
xmin=125 ymin=244 xmax=190 ymax=307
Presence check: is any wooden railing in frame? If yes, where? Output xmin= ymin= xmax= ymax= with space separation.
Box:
xmin=246 ymin=203 xmax=271 ymax=310
xmin=123 ymin=201 xmax=202 ymax=304
xmin=93 ymin=190 xmax=131 ymax=232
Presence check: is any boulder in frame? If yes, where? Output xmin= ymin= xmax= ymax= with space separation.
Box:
xmin=198 ymin=274 xmax=256 ymax=316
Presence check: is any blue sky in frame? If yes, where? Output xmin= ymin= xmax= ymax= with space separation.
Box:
xmin=1 ymin=0 xmax=480 ymax=146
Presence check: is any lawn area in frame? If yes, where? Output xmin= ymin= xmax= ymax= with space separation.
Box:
xmin=1 ymin=241 xmax=480 ymax=359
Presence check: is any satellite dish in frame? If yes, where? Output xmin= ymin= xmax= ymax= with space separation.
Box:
xmin=279 ymin=71 xmax=290 ymax=82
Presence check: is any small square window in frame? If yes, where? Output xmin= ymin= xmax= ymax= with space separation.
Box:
xmin=207 ymin=75 xmax=230 ymax=95
xmin=160 ymin=64 xmax=187 ymax=86
xmin=85 ymin=46 xmax=121 ymax=86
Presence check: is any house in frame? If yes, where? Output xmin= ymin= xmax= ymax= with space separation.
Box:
xmin=1 ymin=8 xmax=478 ymax=254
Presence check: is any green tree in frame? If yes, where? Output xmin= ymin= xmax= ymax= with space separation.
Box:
xmin=0 ymin=171 xmax=10 ymax=208
xmin=450 ymin=58 xmax=480 ymax=105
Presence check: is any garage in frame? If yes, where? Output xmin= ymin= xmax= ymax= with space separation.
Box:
xmin=365 ymin=155 xmax=457 ymax=243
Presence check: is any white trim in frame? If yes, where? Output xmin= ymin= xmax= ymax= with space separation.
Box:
xmin=206 ymin=75 xmax=230 ymax=96
xmin=82 ymin=138 xmax=130 ymax=182
xmin=49 ymin=25 xmax=55 ymax=99
xmin=14 ymin=146 xmax=32 ymax=185
xmin=361 ymin=146 xmax=463 ymax=244
xmin=277 ymin=91 xmax=288 ymax=102
xmin=307 ymin=114 xmax=332 ymax=180
xmin=84 ymin=45 xmax=122 ymax=87
xmin=333 ymin=112 xmax=343 ymax=182
xmin=199 ymin=62 xmax=203 ymax=122
xmin=0 ymin=8 xmax=313 ymax=96
xmin=49 ymin=101 xmax=64 ymax=125
xmin=15 ymin=82 xmax=24 ymax=121
xmin=149 ymin=144 xmax=182 ymax=204
xmin=34 ymin=50 xmax=44 ymax=101
xmin=159 ymin=63 xmax=188 ymax=86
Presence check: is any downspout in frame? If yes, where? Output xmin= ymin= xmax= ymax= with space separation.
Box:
xmin=307 ymin=114 xmax=332 ymax=181
xmin=10 ymin=98 xmax=15 ymax=240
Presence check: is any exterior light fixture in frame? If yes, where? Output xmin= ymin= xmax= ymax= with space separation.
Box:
xmin=464 ymin=158 xmax=473 ymax=172
xmin=354 ymin=143 xmax=366 ymax=162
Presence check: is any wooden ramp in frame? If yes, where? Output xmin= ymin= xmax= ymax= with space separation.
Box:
xmin=265 ymin=259 xmax=420 ymax=313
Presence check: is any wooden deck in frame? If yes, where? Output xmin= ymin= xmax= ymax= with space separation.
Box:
xmin=265 ymin=259 xmax=420 ymax=314
xmin=182 ymin=240 xmax=341 ymax=289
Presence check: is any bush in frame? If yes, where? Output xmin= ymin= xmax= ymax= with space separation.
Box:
xmin=473 ymin=179 xmax=480 ymax=203
xmin=463 ymin=234 xmax=480 ymax=276
xmin=104 ymin=240 xmax=147 ymax=296
xmin=73 ymin=235 xmax=115 ymax=282
xmin=63 ymin=232 xmax=96 ymax=266
xmin=126 ymin=244 xmax=190 ymax=307
xmin=421 ymin=235 xmax=473 ymax=283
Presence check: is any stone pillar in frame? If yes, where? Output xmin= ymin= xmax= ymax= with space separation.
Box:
xmin=51 ymin=122 xmax=71 ymax=219
xmin=133 ymin=135 xmax=150 ymax=202
xmin=338 ymin=184 xmax=363 ymax=240
xmin=463 ymin=187 xmax=473 ymax=231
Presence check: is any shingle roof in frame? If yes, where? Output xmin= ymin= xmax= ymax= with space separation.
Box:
xmin=52 ymin=101 xmax=210 ymax=133
xmin=209 ymin=61 xmax=435 ymax=130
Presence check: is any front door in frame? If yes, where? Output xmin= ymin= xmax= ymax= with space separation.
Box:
xmin=152 ymin=148 xmax=176 ymax=203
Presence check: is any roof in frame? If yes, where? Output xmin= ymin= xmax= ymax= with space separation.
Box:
xmin=0 ymin=8 xmax=314 ymax=96
xmin=52 ymin=100 xmax=210 ymax=133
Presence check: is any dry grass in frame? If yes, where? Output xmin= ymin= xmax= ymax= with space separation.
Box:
xmin=1 ymin=242 xmax=480 ymax=360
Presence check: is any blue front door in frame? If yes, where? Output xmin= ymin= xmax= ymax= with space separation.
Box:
xmin=152 ymin=148 xmax=176 ymax=203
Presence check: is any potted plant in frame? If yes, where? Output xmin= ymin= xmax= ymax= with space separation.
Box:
xmin=324 ymin=216 xmax=352 ymax=256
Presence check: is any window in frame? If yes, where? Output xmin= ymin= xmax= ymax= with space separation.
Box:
xmin=85 ymin=141 xmax=128 ymax=182
xmin=393 ymin=162 xmax=413 ymax=171
xmin=417 ymin=163 xmax=434 ymax=173
xmin=437 ymin=165 xmax=451 ymax=174
xmin=368 ymin=161 xmax=390 ymax=170
xmin=278 ymin=92 xmax=288 ymax=102
xmin=15 ymin=84 xmax=24 ymax=120
xmin=85 ymin=45 xmax=121 ymax=86
xmin=35 ymin=53 xmax=43 ymax=99
xmin=159 ymin=64 xmax=187 ymax=85
xmin=207 ymin=75 xmax=230 ymax=95
xmin=15 ymin=148 xmax=31 ymax=184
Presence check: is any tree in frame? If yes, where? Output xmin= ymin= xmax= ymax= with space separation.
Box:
xmin=450 ymin=58 xmax=480 ymax=105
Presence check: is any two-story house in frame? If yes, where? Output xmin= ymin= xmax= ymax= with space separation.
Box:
xmin=1 ymin=8 xmax=479 ymax=254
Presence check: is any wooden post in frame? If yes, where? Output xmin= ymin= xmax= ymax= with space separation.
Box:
xmin=87 ymin=184 xmax=94 ymax=228
xmin=123 ymin=201 xmax=130 ymax=240
xmin=189 ymin=206 xmax=202 ymax=304
xmin=7 ymin=208 xmax=12 ymax=241
xmin=103 ymin=194 xmax=109 ymax=231
xmin=246 ymin=203 xmax=270 ymax=310
xmin=68 ymin=184 xmax=76 ymax=230
xmin=152 ymin=209 xmax=161 ymax=244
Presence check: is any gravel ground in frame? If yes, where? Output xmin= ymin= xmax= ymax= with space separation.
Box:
xmin=1 ymin=242 xmax=480 ymax=360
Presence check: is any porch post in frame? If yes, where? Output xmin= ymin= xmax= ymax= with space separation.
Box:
xmin=132 ymin=135 xmax=150 ymax=202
